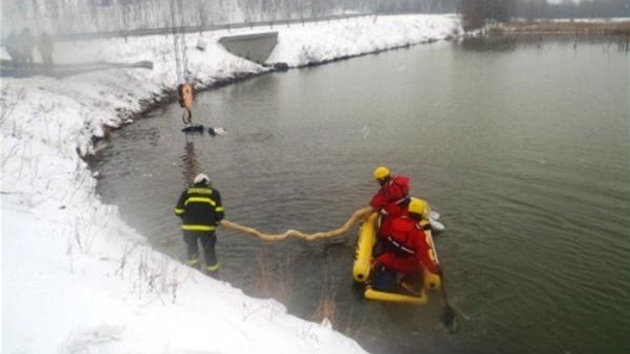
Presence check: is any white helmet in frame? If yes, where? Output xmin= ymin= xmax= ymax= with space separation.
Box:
xmin=193 ymin=173 xmax=209 ymax=184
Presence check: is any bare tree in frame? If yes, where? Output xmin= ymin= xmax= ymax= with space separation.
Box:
xmin=196 ymin=0 xmax=208 ymax=29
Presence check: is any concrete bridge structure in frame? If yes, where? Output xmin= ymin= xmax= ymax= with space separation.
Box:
xmin=218 ymin=31 xmax=278 ymax=64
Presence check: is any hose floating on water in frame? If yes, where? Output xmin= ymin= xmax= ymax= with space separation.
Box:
xmin=218 ymin=206 xmax=374 ymax=242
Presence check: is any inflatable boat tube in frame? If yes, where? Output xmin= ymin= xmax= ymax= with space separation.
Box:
xmin=364 ymin=286 xmax=428 ymax=304
xmin=352 ymin=212 xmax=379 ymax=283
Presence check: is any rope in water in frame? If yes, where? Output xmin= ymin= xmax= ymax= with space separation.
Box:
xmin=218 ymin=206 xmax=374 ymax=242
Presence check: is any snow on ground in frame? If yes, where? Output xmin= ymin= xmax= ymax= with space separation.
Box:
xmin=1 ymin=14 xmax=461 ymax=354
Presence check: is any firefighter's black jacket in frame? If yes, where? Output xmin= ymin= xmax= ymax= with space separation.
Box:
xmin=174 ymin=182 xmax=224 ymax=231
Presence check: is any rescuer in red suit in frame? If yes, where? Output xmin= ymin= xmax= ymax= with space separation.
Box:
xmin=369 ymin=166 xmax=411 ymax=240
xmin=371 ymin=198 xmax=440 ymax=293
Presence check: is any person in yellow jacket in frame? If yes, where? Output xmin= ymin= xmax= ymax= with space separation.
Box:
xmin=174 ymin=173 xmax=224 ymax=278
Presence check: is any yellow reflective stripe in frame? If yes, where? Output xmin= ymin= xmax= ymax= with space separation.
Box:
xmin=206 ymin=264 xmax=220 ymax=272
xmin=175 ymin=208 xmax=184 ymax=214
xmin=187 ymin=259 xmax=200 ymax=266
xmin=182 ymin=225 xmax=216 ymax=231
xmin=187 ymin=188 xmax=211 ymax=195
xmin=185 ymin=197 xmax=216 ymax=206
xmin=215 ymin=206 xmax=224 ymax=212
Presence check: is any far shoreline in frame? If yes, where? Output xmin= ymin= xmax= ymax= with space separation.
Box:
xmin=487 ymin=19 xmax=630 ymax=36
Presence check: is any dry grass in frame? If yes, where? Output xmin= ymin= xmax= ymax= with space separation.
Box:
xmin=310 ymin=281 xmax=338 ymax=328
xmin=251 ymin=250 xmax=295 ymax=306
xmin=250 ymin=251 xmax=342 ymax=329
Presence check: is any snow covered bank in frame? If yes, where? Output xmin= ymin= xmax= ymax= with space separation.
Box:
xmin=1 ymin=14 xmax=461 ymax=353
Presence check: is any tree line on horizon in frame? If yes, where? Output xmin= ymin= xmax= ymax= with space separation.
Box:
xmin=459 ymin=0 xmax=629 ymax=31
xmin=1 ymin=0 xmax=627 ymax=36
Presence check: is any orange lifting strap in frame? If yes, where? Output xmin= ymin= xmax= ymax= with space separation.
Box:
xmin=178 ymin=82 xmax=194 ymax=110
xmin=177 ymin=82 xmax=195 ymax=124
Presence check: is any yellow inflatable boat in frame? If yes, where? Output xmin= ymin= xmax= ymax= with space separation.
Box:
xmin=352 ymin=212 xmax=442 ymax=304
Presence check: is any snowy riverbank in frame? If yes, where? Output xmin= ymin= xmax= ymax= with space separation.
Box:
xmin=1 ymin=14 xmax=461 ymax=353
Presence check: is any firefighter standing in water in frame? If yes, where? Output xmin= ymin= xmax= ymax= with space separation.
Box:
xmin=369 ymin=166 xmax=411 ymax=243
xmin=174 ymin=173 xmax=224 ymax=278
xmin=371 ymin=198 xmax=440 ymax=293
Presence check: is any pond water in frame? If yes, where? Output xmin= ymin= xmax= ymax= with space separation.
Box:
xmin=94 ymin=36 xmax=630 ymax=354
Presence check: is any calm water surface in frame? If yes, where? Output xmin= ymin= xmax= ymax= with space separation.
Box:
xmin=94 ymin=37 xmax=630 ymax=354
